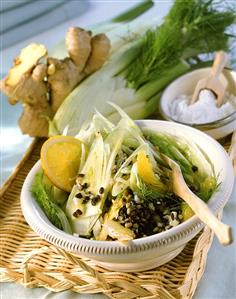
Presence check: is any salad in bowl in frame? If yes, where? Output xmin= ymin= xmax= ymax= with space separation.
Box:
xmin=30 ymin=105 xmax=218 ymax=241
xmin=21 ymin=105 xmax=234 ymax=271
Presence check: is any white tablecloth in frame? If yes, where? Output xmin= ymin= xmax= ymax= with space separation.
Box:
xmin=1 ymin=1 xmax=235 ymax=298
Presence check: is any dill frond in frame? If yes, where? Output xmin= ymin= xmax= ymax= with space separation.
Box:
xmin=125 ymin=0 xmax=235 ymax=89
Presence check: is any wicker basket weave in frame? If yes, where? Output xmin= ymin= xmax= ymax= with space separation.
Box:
xmin=0 ymin=138 xmax=231 ymax=299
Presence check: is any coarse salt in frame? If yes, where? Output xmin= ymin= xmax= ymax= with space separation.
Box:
xmin=169 ymin=90 xmax=236 ymax=124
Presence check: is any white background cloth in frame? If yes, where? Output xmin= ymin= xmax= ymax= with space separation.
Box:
xmin=0 ymin=1 xmax=235 ymax=298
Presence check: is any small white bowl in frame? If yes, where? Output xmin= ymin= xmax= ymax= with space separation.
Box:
xmin=160 ymin=68 xmax=236 ymax=140
xmin=21 ymin=120 xmax=234 ymax=272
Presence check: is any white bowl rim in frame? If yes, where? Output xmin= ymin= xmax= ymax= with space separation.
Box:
xmin=159 ymin=67 xmax=236 ymax=128
xmin=21 ymin=119 xmax=234 ymax=256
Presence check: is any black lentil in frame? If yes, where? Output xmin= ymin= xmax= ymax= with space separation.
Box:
xmin=104 ymin=198 xmax=112 ymax=213
xmin=91 ymin=195 xmax=101 ymax=206
xmin=99 ymin=187 xmax=104 ymax=194
xmin=91 ymin=199 xmax=97 ymax=206
xmin=73 ymin=209 xmax=83 ymax=217
xmin=192 ymin=165 xmax=198 ymax=172
xmin=115 ymin=192 xmax=182 ymax=238
xmin=82 ymin=182 xmax=89 ymax=189
xmin=122 ymin=197 xmax=127 ymax=204
xmin=78 ymin=173 xmax=85 ymax=177
xmin=82 ymin=198 xmax=89 ymax=204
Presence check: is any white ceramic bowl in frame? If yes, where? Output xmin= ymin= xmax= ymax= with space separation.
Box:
xmin=21 ymin=120 xmax=234 ymax=272
xmin=160 ymin=68 xmax=236 ymax=140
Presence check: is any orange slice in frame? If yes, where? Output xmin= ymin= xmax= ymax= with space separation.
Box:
xmin=137 ymin=150 xmax=160 ymax=186
xmin=40 ymin=136 xmax=83 ymax=192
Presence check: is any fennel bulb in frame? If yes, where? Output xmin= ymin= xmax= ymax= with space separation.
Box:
xmin=50 ymin=0 xmax=235 ymax=137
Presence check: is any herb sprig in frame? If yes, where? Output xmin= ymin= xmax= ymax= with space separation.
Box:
xmin=125 ymin=0 xmax=235 ymax=89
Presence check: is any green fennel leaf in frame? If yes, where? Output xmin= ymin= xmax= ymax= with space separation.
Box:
xmin=31 ymin=172 xmax=72 ymax=233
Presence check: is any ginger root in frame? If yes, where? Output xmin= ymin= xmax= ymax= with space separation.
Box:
xmin=47 ymin=28 xmax=110 ymax=113
xmin=6 ymin=44 xmax=47 ymax=87
xmin=47 ymin=57 xmax=83 ymax=113
xmin=0 ymin=45 xmax=51 ymax=137
xmin=0 ymin=27 xmax=110 ymax=137
xmin=66 ymin=27 xmax=92 ymax=72
xmin=84 ymin=33 xmax=111 ymax=75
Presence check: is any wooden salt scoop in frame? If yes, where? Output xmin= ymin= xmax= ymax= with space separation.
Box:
xmin=163 ymin=154 xmax=233 ymax=246
xmin=191 ymin=51 xmax=229 ymax=107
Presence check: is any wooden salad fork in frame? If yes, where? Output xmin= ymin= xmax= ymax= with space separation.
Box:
xmin=190 ymin=51 xmax=229 ymax=107
xmin=163 ymin=154 xmax=233 ymax=246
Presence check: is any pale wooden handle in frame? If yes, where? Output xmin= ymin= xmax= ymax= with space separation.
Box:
xmin=163 ymin=154 xmax=233 ymax=246
xmin=173 ymin=168 xmax=233 ymax=246
xmin=190 ymin=80 xmax=203 ymax=105
xmin=211 ymin=51 xmax=229 ymax=78
xmin=181 ymin=189 xmax=232 ymax=246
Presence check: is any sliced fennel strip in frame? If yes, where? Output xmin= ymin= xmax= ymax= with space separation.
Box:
xmin=114 ymin=144 xmax=145 ymax=179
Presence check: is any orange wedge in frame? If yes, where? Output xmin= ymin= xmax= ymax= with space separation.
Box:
xmin=40 ymin=136 xmax=83 ymax=192
xmin=137 ymin=150 xmax=160 ymax=186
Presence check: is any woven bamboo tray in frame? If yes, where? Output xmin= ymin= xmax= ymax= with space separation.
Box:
xmin=0 ymin=137 xmax=232 ymax=299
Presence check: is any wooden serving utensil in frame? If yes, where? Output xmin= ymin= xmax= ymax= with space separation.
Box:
xmin=163 ymin=154 xmax=233 ymax=246
xmin=190 ymin=51 xmax=229 ymax=107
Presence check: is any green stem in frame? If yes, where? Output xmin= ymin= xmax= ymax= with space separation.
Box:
xmin=134 ymin=61 xmax=190 ymax=101
xmin=111 ymin=0 xmax=154 ymax=23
